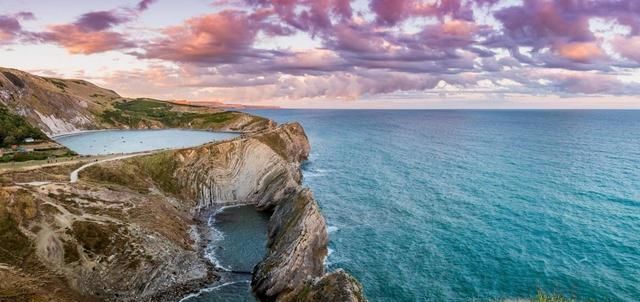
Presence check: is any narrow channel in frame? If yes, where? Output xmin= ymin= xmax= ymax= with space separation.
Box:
xmin=182 ymin=205 xmax=271 ymax=302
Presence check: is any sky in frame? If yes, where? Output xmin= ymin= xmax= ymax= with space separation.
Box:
xmin=1 ymin=0 xmax=640 ymax=109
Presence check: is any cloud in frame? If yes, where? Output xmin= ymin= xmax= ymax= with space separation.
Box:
xmin=74 ymin=11 xmax=129 ymax=32
xmin=137 ymin=0 xmax=158 ymax=11
xmin=40 ymin=24 xmax=134 ymax=54
xmin=140 ymin=10 xmax=265 ymax=63
xmin=0 ymin=12 xmax=34 ymax=43
xmin=554 ymin=41 xmax=605 ymax=63
xmin=612 ymin=35 xmax=640 ymax=63
xmin=33 ymin=0 xmax=158 ymax=54
xmin=8 ymin=0 xmax=640 ymax=104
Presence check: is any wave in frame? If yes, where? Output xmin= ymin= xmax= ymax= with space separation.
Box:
xmin=324 ymin=248 xmax=335 ymax=267
xmin=178 ymin=280 xmax=251 ymax=302
xmin=327 ymin=225 xmax=339 ymax=233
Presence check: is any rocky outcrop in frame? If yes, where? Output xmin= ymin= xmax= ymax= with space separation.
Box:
xmin=158 ymin=123 xmax=365 ymax=301
xmin=279 ymin=270 xmax=367 ymax=302
xmin=252 ymin=188 xmax=329 ymax=300
xmin=0 ymin=179 xmax=214 ymax=302
xmin=170 ymin=122 xmax=309 ymax=210
xmin=0 ymin=121 xmax=365 ymax=301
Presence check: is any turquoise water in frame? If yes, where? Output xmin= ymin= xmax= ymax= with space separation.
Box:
xmin=54 ymin=129 xmax=237 ymax=155
xmin=247 ymin=110 xmax=640 ymax=302
xmin=182 ymin=206 xmax=269 ymax=302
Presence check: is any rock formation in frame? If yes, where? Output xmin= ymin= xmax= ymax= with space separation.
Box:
xmin=0 ymin=123 xmax=365 ymax=301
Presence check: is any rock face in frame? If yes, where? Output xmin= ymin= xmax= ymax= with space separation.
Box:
xmin=163 ymin=123 xmax=365 ymax=301
xmin=279 ymin=270 xmax=367 ymax=302
xmin=172 ymin=122 xmax=310 ymax=210
xmin=0 ymin=176 xmax=214 ymax=302
xmin=0 ymin=121 xmax=365 ymax=301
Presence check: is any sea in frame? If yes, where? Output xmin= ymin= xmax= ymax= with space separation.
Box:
xmin=53 ymin=110 xmax=640 ymax=301
xmin=244 ymin=110 xmax=640 ymax=302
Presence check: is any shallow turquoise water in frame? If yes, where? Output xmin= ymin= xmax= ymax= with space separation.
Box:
xmin=247 ymin=110 xmax=640 ymax=302
xmin=54 ymin=129 xmax=237 ymax=155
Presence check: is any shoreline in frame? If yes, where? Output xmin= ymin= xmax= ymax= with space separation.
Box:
xmin=51 ymin=127 xmax=244 ymax=139
xmin=179 ymin=203 xmax=266 ymax=301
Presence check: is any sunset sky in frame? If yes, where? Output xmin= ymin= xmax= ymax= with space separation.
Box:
xmin=1 ymin=0 xmax=640 ymax=108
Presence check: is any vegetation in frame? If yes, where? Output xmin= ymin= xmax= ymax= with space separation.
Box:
xmin=131 ymin=152 xmax=181 ymax=194
xmin=257 ymin=131 xmax=289 ymax=159
xmin=45 ymin=78 xmax=68 ymax=92
xmin=62 ymin=240 xmax=80 ymax=264
xmin=531 ymin=291 xmax=576 ymax=302
xmin=100 ymin=98 xmax=243 ymax=129
xmin=81 ymin=164 xmax=149 ymax=193
xmin=0 ymin=149 xmax=76 ymax=163
xmin=0 ymin=105 xmax=46 ymax=147
xmin=71 ymin=221 xmax=128 ymax=257
xmin=0 ymin=191 xmax=35 ymax=264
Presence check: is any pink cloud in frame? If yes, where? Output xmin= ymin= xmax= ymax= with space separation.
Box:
xmin=141 ymin=10 xmax=262 ymax=63
xmin=612 ymin=35 xmax=640 ymax=63
xmin=0 ymin=12 xmax=34 ymax=43
xmin=554 ymin=42 xmax=605 ymax=63
xmin=41 ymin=24 xmax=133 ymax=54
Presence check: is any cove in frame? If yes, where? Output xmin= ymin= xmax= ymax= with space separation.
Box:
xmin=182 ymin=205 xmax=271 ymax=302
xmin=53 ymin=129 xmax=238 ymax=155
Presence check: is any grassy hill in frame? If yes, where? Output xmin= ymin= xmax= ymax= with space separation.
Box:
xmin=0 ymin=67 xmax=274 ymax=136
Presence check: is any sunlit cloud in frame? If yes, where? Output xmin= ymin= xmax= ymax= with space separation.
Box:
xmin=1 ymin=0 xmax=640 ymax=108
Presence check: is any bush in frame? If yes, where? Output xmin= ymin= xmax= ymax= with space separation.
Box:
xmin=0 ymin=105 xmax=46 ymax=147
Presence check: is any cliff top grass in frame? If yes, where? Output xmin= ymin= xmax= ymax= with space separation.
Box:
xmin=256 ymin=130 xmax=290 ymax=160
xmin=100 ymin=98 xmax=267 ymax=130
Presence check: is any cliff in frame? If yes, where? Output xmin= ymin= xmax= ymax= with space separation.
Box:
xmin=0 ymin=123 xmax=365 ymax=301
xmin=0 ymin=67 xmax=272 ymax=136
xmin=130 ymin=123 xmax=366 ymax=300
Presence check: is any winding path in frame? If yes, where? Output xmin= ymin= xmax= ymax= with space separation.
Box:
xmin=70 ymin=152 xmax=151 ymax=183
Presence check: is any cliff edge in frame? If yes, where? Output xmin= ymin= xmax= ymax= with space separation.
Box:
xmin=0 ymin=123 xmax=365 ymax=301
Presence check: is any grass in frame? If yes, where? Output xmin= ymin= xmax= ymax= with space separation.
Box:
xmin=99 ymin=99 xmax=247 ymax=130
xmin=531 ymin=291 xmax=576 ymax=302
xmin=0 ymin=203 xmax=34 ymax=264
xmin=256 ymin=131 xmax=289 ymax=159
xmin=71 ymin=221 xmax=128 ymax=257
xmin=81 ymin=164 xmax=149 ymax=193
xmin=0 ymin=149 xmax=76 ymax=163
xmin=45 ymin=78 xmax=68 ymax=92
xmin=0 ymin=105 xmax=47 ymax=147
xmin=131 ymin=152 xmax=181 ymax=194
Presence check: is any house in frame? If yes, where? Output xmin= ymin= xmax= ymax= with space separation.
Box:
xmin=24 ymin=137 xmax=35 ymax=143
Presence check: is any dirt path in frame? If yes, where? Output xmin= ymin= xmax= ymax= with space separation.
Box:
xmin=0 ymin=155 xmax=104 ymax=173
